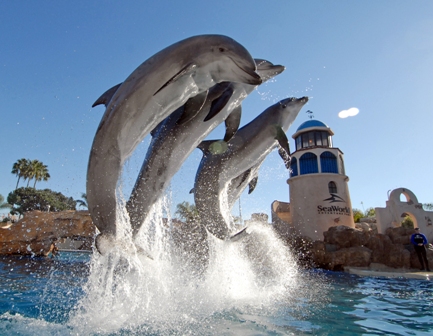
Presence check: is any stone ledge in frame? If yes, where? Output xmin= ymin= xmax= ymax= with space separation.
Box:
xmin=345 ymin=267 xmax=432 ymax=280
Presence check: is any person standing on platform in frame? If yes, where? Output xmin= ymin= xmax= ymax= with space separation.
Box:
xmin=411 ymin=228 xmax=430 ymax=271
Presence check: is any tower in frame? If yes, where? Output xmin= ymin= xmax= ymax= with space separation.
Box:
xmin=287 ymin=120 xmax=354 ymax=240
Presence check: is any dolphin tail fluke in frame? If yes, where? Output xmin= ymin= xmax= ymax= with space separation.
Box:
xmin=176 ymin=90 xmax=208 ymax=125
xmin=230 ymin=227 xmax=249 ymax=242
xmin=224 ymin=105 xmax=242 ymax=142
xmin=92 ymin=83 xmax=122 ymax=108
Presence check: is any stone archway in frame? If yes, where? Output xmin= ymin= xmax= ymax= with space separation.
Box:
xmin=375 ymin=188 xmax=433 ymax=242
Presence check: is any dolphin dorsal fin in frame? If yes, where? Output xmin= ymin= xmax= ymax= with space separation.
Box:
xmin=197 ymin=140 xmax=216 ymax=154
xmin=224 ymin=105 xmax=242 ymax=142
xmin=92 ymin=83 xmax=122 ymax=108
xmin=197 ymin=140 xmax=228 ymax=155
xmin=153 ymin=63 xmax=196 ymax=96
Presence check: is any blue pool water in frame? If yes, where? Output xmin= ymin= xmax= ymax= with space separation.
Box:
xmin=1 ymin=252 xmax=432 ymax=335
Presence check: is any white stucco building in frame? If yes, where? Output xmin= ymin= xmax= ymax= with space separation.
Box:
xmin=272 ymin=120 xmax=355 ymax=240
xmin=375 ymin=188 xmax=433 ymax=241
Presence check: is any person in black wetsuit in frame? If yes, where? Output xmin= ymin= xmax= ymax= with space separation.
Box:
xmin=410 ymin=228 xmax=430 ymax=271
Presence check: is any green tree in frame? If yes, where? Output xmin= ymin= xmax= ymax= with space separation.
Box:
xmin=11 ymin=158 xmax=30 ymax=189
xmin=401 ymin=215 xmax=414 ymax=229
xmin=423 ymin=203 xmax=433 ymax=211
xmin=364 ymin=207 xmax=376 ymax=217
xmin=175 ymin=201 xmax=199 ymax=224
xmin=7 ymin=187 xmax=76 ymax=214
xmin=31 ymin=160 xmax=50 ymax=188
xmin=11 ymin=159 xmax=50 ymax=189
xmin=76 ymin=193 xmax=88 ymax=209
xmin=0 ymin=194 xmax=12 ymax=210
xmin=352 ymin=208 xmax=363 ymax=223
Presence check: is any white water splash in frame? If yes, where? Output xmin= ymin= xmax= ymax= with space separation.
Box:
xmin=68 ymin=196 xmax=302 ymax=334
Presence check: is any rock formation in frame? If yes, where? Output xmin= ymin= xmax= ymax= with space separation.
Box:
xmin=281 ymin=224 xmax=432 ymax=271
xmin=0 ymin=210 xmax=96 ymax=256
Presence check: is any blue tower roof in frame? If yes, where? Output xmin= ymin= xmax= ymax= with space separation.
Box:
xmin=296 ymin=120 xmax=328 ymax=131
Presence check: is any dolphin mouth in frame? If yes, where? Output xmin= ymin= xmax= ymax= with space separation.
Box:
xmin=229 ymin=57 xmax=262 ymax=85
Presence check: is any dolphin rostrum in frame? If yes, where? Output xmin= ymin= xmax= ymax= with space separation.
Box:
xmin=125 ymin=59 xmax=285 ymax=237
xmin=193 ymin=97 xmax=308 ymax=240
xmin=87 ymin=35 xmax=261 ymax=252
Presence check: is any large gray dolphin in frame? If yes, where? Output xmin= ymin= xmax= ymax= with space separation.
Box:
xmin=126 ymin=59 xmax=285 ymax=237
xmin=193 ymin=97 xmax=308 ymax=240
xmin=87 ymin=35 xmax=261 ymax=252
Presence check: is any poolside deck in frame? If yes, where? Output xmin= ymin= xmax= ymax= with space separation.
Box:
xmin=345 ymin=266 xmax=432 ymax=280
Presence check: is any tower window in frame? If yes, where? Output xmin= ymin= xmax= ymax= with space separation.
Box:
xmin=320 ymin=151 xmax=338 ymax=173
xmin=299 ymin=153 xmax=318 ymax=174
xmin=290 ymin=157 xmax=298 ymax=177
xmin=296 ymin=131 xmax=331 ymax=150
xmin=328 ymin=181 xmax=337 ymax=194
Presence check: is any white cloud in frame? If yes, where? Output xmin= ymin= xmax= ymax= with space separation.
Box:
xmin=338 ymin=107 xmax=359 ymax=118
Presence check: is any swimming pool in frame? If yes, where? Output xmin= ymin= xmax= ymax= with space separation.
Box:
xmin=0 ymin=252 xmax=432 ymax=335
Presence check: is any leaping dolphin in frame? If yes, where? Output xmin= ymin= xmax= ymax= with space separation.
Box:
xmin=193 ymin=97 xmax=308 ymax=240
xmin=126 ymin=59 xmax=285 ymax=237
xmin=87 ymin=35 xmax=261 ymax=252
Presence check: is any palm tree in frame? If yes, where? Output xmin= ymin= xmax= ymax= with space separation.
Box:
xmin=175 ymin=201 xmax=199 ymax=224
xmin=76 ymin=193 xmax=88 ymax=209
xmin=11 ymin=158 xmax=30 ymax=189
xmin=32 ymin=161 xmax=50 ymax=188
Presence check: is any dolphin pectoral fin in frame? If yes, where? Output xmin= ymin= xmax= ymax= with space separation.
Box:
xmin=248 ymin=176 xmax=258 ymax=194
xmin=153 ymin=63 xmax=197 ymax=96
xmin=189 ymin=188 xmax=195 ymax=194
xmin=176 ymin=90 xmax=209 ymax=125
xmin=274 ymin=125 xmax=290 ymax=157
xmin=278 ymin=146 xmax=291 ymax=169
xmin=203 ymin=86 xmax=235 ymax=122
xmin=92 ymin=83 xmax=122 ymax=107
xmin=238 ymin=168 xmax=251 ymax=187
xmin=223 ymin=105 xmax=242 ymax=142
xmin=230 ymin=227 xmax=249 ymax=242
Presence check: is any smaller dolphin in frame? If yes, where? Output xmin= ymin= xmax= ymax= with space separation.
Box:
xmin=126 ymin=59 xmax=285 ymax=237
xmin=193 ymin=97 xmax=308 ymax=240
xmin=87 ymin=35 xmax=261 ymax=251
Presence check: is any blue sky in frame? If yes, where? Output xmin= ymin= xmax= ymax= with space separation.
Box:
xmin=1 ymin=1 xmax=432 ymax=220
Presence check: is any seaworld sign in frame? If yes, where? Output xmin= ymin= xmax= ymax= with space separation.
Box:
xmin=317 ymin=193 xmax=351 ymax=216
xmin=317 ymin=205 xmax=351 ymax=216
